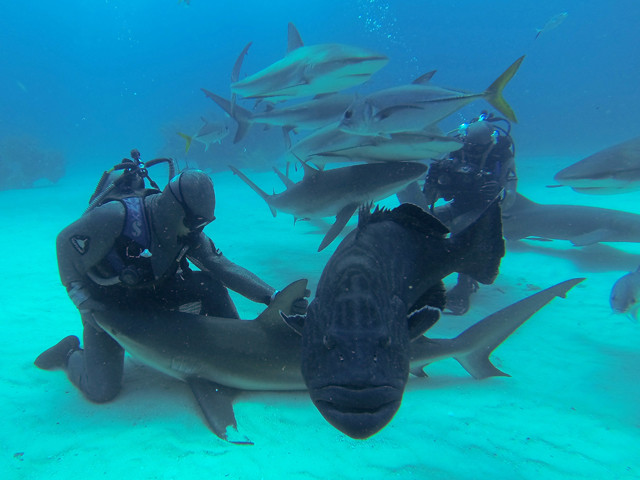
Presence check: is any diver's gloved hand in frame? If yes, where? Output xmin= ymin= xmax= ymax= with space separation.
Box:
xmin=270 ymin=288 xmax=311 ymax=315
xmin=479 ymin=180 xmax=501 ymax=203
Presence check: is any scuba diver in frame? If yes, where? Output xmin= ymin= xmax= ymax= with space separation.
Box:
xmin=35 ymin=151 xmax=309 ymax=403
xmin=423 ymin=111 xmax=517 ymax=315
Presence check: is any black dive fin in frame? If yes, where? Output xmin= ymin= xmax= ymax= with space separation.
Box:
xmin=187 ymin=377 xmax=253 ymax=445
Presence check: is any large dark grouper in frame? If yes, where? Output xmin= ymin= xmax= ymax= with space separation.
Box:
xmin=283 ymin=201 xmax=506 ymax=438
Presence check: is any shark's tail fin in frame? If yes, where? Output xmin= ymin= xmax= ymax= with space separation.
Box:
xmin=450 ymin=199 xmax=505 ymax=285
xmin=229 ymin=165 xmax=277 ymax=217
xmin=202 ymin=88 xmax=253 ymax=143
xmin=178 ymin=132 xmax=193 ymax=153
xmin=411 ymin=278 xmax=585 ymax=379
xmin=452 ymin=278 xmax=585 ymax=378
xmin=484 ymin=55 xmax=525 ymax=123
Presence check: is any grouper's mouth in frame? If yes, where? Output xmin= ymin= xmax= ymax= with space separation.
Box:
xmin=309 ymin=385 xmax=403 ymax=439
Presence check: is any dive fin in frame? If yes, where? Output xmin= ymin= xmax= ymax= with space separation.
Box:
xmin=187 ymin=377 xmax=253 ymax=445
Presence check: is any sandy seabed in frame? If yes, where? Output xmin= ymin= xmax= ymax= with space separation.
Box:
xmin=1 ymin=155 xmax=639 ymax=480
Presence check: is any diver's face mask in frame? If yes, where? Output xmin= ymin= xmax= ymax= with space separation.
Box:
xmin=168 ymin=171 xmax=216 ymax=233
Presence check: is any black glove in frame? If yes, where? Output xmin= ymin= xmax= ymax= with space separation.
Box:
xmin=479 ymin=180 xmax=501 ymax=203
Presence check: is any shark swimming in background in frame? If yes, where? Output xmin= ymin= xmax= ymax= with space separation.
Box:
xmin=177 ymin=117 xmax=230 ymax=153
xmin=552 ymin=136 xmax=640 ymax=194
xmin=202 ymin=88 xmax=355 ymax=145
xmin=502 ymin=193 xmax=640 ymax=246
xmin=610 ymin=266 xmax=640 ymax=322
xmin=229 ymin=161 xmax=428 ymax=251
xmin=286 ymin=123 xmax=462 ymax=168
xmin=230 ymin=23 xmax=388 ymax=101
xmin=338 ymin=56 xmax=525 ymax=138
xmin=281 ymin=202 xmax=584 ymax=439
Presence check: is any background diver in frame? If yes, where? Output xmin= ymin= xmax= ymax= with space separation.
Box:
xmin=423 ymin=111 xmax=517 ymax=315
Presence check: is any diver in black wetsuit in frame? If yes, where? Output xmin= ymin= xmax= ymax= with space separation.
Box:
xmin=35 ymin=163 xmax=308 ymax=403
xmin=423 ymin=112 xmax=517 ymax=315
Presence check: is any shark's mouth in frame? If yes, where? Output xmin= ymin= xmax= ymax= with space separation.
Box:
xmin=310 ymin=385 xmax=403 ymax=439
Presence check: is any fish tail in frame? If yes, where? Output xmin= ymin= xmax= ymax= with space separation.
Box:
xmin=228 ymin=165 xmax=277 ymax=217
xmin=201 ymin=88 xmax=253 ymax=143
xmin=451 ymin=278 xmax=584 ymax=379
xmin=178 ymin=132 xmax=193 ymax=153
xmin=451 ymin=198 xmax=505 ymax=285
xmin=484 ymin=55 xmax=525 ymax=123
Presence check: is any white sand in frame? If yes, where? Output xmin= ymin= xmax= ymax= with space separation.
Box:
xmin=1 ymin=156 xmax=639 ymax=480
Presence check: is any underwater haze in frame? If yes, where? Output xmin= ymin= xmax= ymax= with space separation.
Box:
xmin=1 ymin=1 xmax=639 ymax=479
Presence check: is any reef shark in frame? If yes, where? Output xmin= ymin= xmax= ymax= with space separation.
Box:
xmin=338 ymin=55 xmax=525 ymax=137
xmin=93 ymin=272 xmax=583 ymax=443
xmin=202 ymin=88 xmax=355 ymax=145
xmin=230 ymin=23 xmax=388 ymax=101
xmin=552 ymin=136 xmax=640 ymax=194
xmin=286 ymin=122 xmax=461 ymax=168
xmin=502 ymin=193 xmax=640 ymax=245
xmin=229 ymin=161 xmax=428 ymax=251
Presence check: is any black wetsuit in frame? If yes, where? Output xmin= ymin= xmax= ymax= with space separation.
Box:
xmin=56 ymin=192 xmax=274 ymax=402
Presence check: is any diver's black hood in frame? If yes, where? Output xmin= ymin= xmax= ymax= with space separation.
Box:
xmin=147 ymin=170 xmax=215 ymax=279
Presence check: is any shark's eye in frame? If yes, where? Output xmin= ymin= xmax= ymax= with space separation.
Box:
xmin=344 ymin=110 xmax=352 ymax=119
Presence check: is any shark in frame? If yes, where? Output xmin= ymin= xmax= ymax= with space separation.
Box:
xmin=177 ymin=117 xmax=230 ymax=153
xmin=502 ymin=193 xmax=640 ymax=245
xmin=94 ymin=267 xmax=583 ymax=444
xmin=229 ymin=161 xmax=428 ymax=251
xmin=338 ymin=55 xmax=525 ymax=137
xmin=610 ymin=266 xmax=640 ymax=322
xmin=287 ymin=122 xmax=462 ymax=168
xmin=202 ymin=88 xmax=355 ymax=145
xmin=552 ymin=136 xmax=640 ymax=194
xmin=230 ymin=23 xmax=389 ymax=101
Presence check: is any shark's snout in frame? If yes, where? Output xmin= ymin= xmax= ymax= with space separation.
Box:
xmin=310 ymin=385 xmax=403 ymax=439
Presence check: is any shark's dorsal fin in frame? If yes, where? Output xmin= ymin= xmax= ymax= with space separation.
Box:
xmin=299 ymin=160 xmax=320 ymax=180
xmin=256 ymin=279 xmax=309 ymax=330
xmin=287 ymin=23 xmax=304 ymax=53
xmin=231 ymin=42 xmax=252 ymax=83
xmin=273 ymin=166 xmax=295 ymax=189
xmin=412 ymin=70 xmax=437 ymax=84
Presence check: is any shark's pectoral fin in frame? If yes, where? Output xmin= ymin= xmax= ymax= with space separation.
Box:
xmin=570 ymin=229 xmax=609 ymax=246
xmin=318 ymin=203 xmax=359 ymax=251
xmin=187 ymin=377 xmax=253 ymax=445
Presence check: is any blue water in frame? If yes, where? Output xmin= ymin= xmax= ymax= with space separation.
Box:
xmin=2 ymin=2 xmax=640 ymax=479
xmin=1 ymin=0 xmax=638 ymax=169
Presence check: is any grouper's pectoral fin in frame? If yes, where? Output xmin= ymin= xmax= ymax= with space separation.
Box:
xmin=318 ymin=203 xmax=359 ymax=251
xmin=187 ymin=377 xmax=253 ymax=445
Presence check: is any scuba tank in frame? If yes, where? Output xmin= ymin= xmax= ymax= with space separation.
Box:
xmin=85 ymin=149 xmax=178 ymax=215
